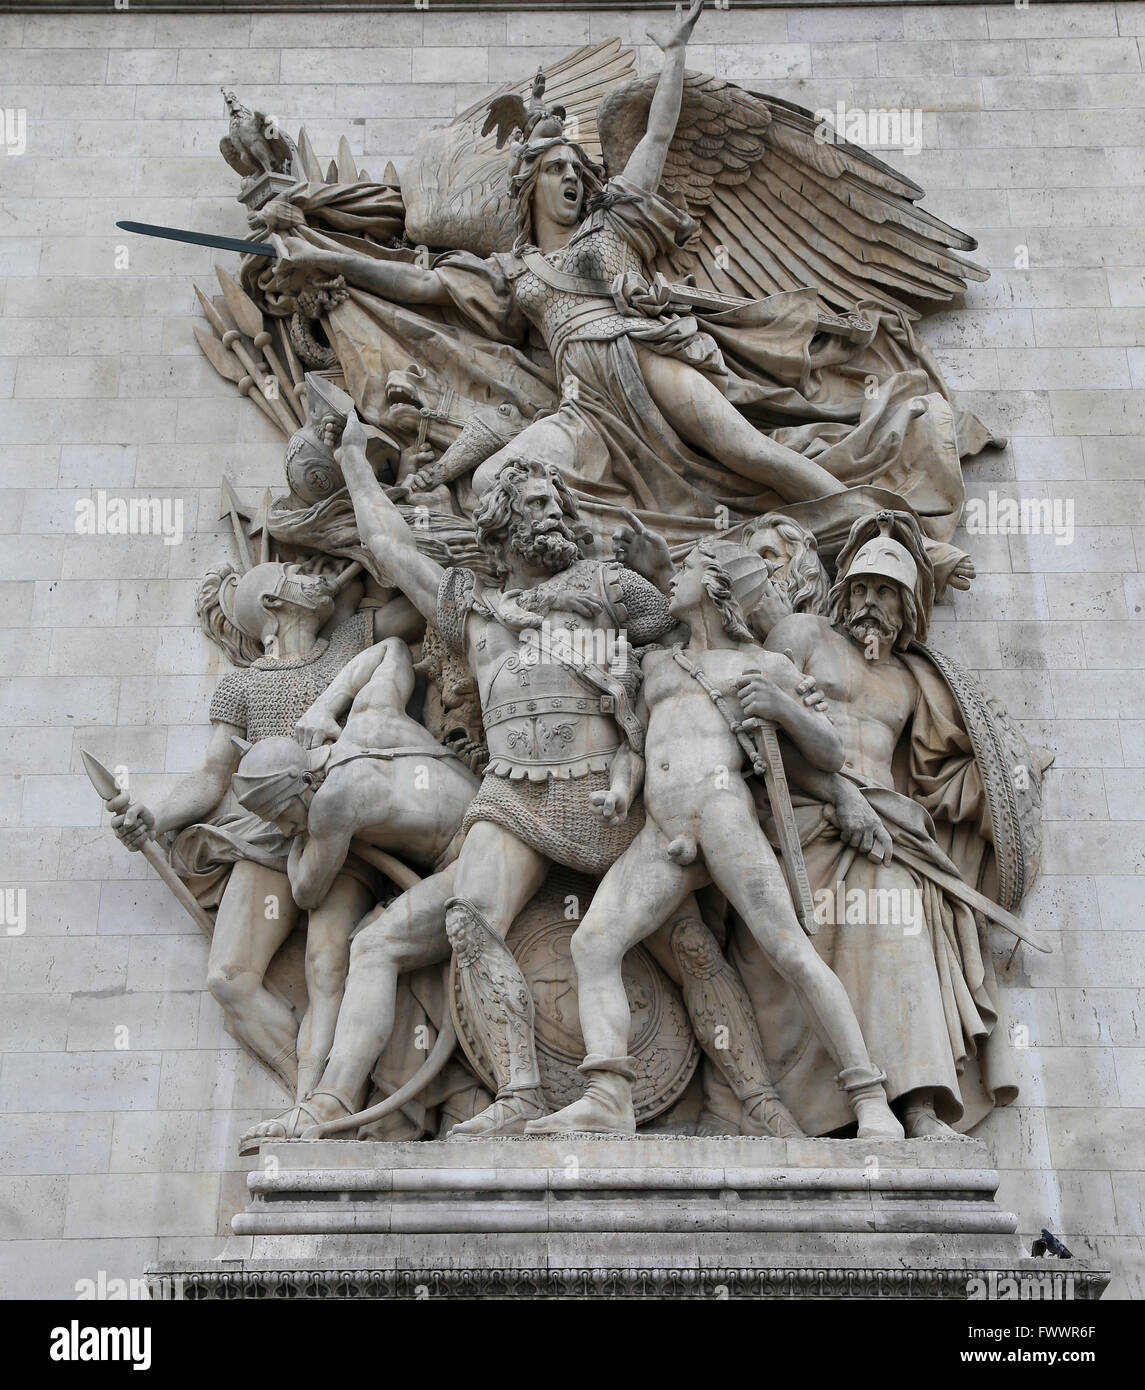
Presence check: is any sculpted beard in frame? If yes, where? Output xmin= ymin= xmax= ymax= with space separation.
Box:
xmin=846 ymin=600 xmax=898 ymax=647
xmin=508 ymin=516 xmax=581 ymax=572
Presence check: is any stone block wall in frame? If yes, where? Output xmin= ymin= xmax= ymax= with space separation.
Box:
xmin=0 ymin=3 xmax=1142 ymax=1298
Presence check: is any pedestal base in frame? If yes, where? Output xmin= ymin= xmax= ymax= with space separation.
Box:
xmin=150 ymin=1136 xmax=1109 ymax=1299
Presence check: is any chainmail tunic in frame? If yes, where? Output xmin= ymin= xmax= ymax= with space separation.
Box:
xmin=461 ymin=767 xmax=643 ymax=878
xmin=438 ymin=559 xmax=669 ymax=872
xmin=436 ymin=560 xmax=672 ymax=659
xmin=208 ymin=609 xmax=373 ymax=742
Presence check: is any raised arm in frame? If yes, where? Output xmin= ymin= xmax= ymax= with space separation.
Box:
xmin=271 ymin=233 xmax=449 ymax=307
xmin=621 ymin=0 xmax=704 ymax=194
xmin=338 ymin=410 xmax=445 ymax=622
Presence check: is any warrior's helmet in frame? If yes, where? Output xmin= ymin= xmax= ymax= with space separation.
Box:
xmin=231 ymin=736 xmax=311 ymax=821
xmin=828 ymin=510 xmax=932 ymax=648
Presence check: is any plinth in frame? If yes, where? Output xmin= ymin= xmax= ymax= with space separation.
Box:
xmin=150 ymin=1136 xmax=1109 ymax=1299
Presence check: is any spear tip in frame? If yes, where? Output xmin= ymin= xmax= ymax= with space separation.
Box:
xmin=80 ymin=748 xmax=119 ymax=801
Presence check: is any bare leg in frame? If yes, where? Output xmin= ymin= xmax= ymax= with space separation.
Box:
xmin=320 ymin=868 xmax=455 ymax=1106
xmin=207 ymin=860 xmax=300 ymax=1090
xmin=239 ymin=867 xmax=456 ymax=1151
xmin=577 ymin=827 xmax=699 ymax=1059
xmin=445 ymin=820 xmax=551 ymax=1138
xmin=295 ymin=873 xmax=375 ymax=1098
xmin=526 ymin=824 xmax=702 ymax=1135
xmin=700 ymin=804 xmax=903 ymax=1139
xmin=636 ymin=345 xmax=846 ymax=501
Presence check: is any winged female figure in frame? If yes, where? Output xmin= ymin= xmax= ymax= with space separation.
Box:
xmin=269 ymin=0 xmax=994 ymax=583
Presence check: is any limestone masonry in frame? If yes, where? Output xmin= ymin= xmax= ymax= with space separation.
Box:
xmin=0 ymin=2 xmax=1143 ymax=1300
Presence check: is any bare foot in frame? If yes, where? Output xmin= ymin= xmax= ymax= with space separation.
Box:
xmin=524 ymin=1088 xmax=635 ymax=1136
xmin=853 ymin=1093 xmax=905 ymax=1141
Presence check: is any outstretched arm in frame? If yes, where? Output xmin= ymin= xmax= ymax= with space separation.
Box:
xmin=109 ymin=721 xmax=241 ymax=850
xmin=271 ymin=234 xmax=449 ymax=307
xmin=338 ymin=411 xmax=445 ymax=623
xmin=621 ymin=0 xmax=704 ymax=194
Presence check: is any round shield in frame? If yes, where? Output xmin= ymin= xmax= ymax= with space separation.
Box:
xmin=449 ymin=870 xmax=699 ymax=1123
xmin=914 ymin=643 xmax=1051 ymax=910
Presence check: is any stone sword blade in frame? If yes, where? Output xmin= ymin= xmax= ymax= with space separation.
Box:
xmin=751 ymin=720 xmax=820 ymax=937
xmin=116 ymin=221 xmax=278 ymax=259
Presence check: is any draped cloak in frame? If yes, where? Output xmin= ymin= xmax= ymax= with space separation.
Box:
xmin=290 ymin=179 xmax=998 ymax=561
xmin=729 ymin=649 xmax=1019 ymax=1137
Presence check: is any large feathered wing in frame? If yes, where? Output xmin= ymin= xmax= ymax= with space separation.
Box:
xmin=402 ymin=38 xmax=636 ymax=257
xmin=598 ymin=72 xmax=987 ymax=319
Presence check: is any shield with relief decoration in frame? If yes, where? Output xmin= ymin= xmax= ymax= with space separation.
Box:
xmin=449 ymin=868 xmax=699 ymax=1122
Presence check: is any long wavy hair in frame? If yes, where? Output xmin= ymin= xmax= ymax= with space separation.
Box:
xmin=748 ymin=512 xmax=830 ymax=616
xmin=509 ymin=136 xmax=606 ymax=250
xmin=196 ymin=565 xmax=262 ymax=667
xmin=694 ymin=540 xmax=754 ymax=643
xmin=472 ymin=456 xmax=590 ymax=581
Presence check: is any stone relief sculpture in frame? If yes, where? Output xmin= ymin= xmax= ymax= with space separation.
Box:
xmin=526 ymin=537 xmax=903 ymax=1140
xmin=100 ymin=0 xmax=1054 ymax=1156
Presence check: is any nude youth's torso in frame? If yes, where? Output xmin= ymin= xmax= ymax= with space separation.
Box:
xmin=640 ymin=644 xmax=783 ymax=838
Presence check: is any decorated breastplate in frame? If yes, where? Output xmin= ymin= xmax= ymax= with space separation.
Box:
xmin=483 ymin=651 xmax=623 ymax=782
xmin=481 ymin=563 xmax=625 ymax=781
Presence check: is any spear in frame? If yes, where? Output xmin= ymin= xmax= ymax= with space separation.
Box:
xmin=275 ymin=317 xmax=306 ymax=412
xmin=194 ymin=284 xmax=297 ymax=435
xmin=219 ymin=475 xmax=255 ymax=572
xmin=81 ymin=750 xmax=216 ymax=936
xmin=253 ymin=487 xmax=275 ymax=565
xmin=214 ymin=266 xmax=300 ymax=427
xmin=192 ymin=320 xmax=282 ymax=433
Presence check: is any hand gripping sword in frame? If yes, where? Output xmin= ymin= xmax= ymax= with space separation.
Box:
xmin=81 ymin=749 xmax=216 ymax=935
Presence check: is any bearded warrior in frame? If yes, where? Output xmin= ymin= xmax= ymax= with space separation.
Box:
xmin=289 ymin=410 xmax=673 ymax=1138
xmin=736 ymin=513 xmax=1046 ymax=1137
xmin=529 ymin=541 xmax=903 ymax=1140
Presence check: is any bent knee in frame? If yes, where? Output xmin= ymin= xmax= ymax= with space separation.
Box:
xmin=769 ymin=936 xmax=817 ymax=981
xmin=308 ymin=946 xmax=350 ymax=998
xmin=348 ymin=924 xmax=402 ymax=971
xmin=206 ymin=964 xmax=262 ymax=1010
xmin=570 ymin=920 xmax=622 ymax=973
